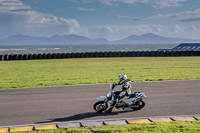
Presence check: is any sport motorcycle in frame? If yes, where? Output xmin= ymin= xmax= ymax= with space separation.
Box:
xmin=93 ymin=84 xmax=146 ymax=112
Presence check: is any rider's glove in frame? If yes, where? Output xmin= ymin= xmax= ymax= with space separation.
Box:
xmin=112 ymin=83 xmax=117 ymax=89
xmin=113 ymin=83 xmax=118 ymax=86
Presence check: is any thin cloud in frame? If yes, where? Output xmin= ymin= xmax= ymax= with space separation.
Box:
xmin=0 ymin=0 xmax=31 ymax=12
xmin=97 ymin=0 xmax=186 ymax=8
xmin=71 ymin=0 xmax=187 ymax=8
xmin=98 ymin=0 xmax=150 ymax=6
xmin=152 ymin=0 xmax=186 ymax=9
xmin=112 ymin=8 xmax=200 ymax=23
xmin=69 ymin=0 xmax=91 ymax=3
xmin=77 ymin=7 xmax=96 ymax=11
xmin=110 ymin=14 xmax=143 ymax=21
xmin=148 ymin=9 xmax=200 ymax=22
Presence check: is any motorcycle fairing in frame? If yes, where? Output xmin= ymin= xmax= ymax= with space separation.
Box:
xmin=97 ymin=96 xmax=107 ymax=101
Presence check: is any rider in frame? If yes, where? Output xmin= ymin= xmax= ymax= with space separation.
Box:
xmin=105 ymin=74 xmax=132 ymax=113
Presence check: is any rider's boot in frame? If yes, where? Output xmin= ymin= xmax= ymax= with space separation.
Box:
xmin=105 ymin=106 xmax=114 ymax=113
xmin=105 ymin=99 xmax=118 ymax=113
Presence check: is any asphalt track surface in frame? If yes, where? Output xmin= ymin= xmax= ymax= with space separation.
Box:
xmin=0 ymin=80 xmax=200 ymax=127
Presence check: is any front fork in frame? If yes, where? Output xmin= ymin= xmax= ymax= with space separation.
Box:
xmin=104 ymin=99 xmax=109 ymax=104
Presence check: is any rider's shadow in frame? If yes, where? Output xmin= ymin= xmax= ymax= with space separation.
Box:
xmin=36 ymin=110 xmax=135 ymax=124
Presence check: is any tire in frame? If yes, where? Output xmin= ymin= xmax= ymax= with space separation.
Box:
xmin=131 ymin=99 xmax=145 ymax=110
xmin=93 ymin=101 xmax=108 ymax=112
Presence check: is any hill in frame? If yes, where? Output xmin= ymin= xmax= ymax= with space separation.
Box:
xmin=0 ymin=33 xmax=199 ymax=45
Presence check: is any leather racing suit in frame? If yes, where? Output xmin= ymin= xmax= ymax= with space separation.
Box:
xmin=106 ymin=79 xmax=132 ymax=113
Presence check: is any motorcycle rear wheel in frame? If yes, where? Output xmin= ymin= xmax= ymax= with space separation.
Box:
xmin=93 ymin=101 xmax=108 ymax=112
xmin=131 ymin=100 xmax=145 ymax=110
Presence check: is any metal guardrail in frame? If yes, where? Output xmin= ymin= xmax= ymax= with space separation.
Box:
xmin=0 ymin=50 xmax=200 ymax=61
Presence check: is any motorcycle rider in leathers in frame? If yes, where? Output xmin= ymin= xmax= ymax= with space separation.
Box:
xmin=105 ymin=74 xmax=132 ymax=113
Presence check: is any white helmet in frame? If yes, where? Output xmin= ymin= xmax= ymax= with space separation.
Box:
xmin=119 ymin=74 xmax=127 ymax=84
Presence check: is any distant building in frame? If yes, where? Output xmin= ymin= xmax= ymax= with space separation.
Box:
xmin=157 ymin=43 xmax=200 ymax=51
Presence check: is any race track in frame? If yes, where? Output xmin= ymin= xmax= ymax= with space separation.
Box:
xmin=0 ymin=80 xmax=200 ymax=127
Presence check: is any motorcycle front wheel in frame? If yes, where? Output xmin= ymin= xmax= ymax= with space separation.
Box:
xmin=131 ymin=99 xmax=145 ymax=110
xmin=93 ymin=101 xmax=108 ymax=112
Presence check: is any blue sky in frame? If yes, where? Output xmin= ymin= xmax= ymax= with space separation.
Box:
xmin=0 ymin=0 xmax=200 ymax=40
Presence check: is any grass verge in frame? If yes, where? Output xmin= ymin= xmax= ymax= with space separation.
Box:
xmin=0 ymin=57 xmax=200 ymax=89
xmin=12 ymin=121 xmax=200 ymax=133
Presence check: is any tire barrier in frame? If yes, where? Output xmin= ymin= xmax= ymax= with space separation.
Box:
xmin=1 ymin=50 xmax=200 ymax=61
xmin=0 ymin=55 xmax=3 ymax=61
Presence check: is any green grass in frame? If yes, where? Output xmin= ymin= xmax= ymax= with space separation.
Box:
xmin=0 ymin=57 xmax=200 ymax=89
xmin=13 ymin=121 xmax=200 ymax=133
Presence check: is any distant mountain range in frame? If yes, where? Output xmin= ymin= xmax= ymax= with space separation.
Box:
xmin=0 ymin=34 xmax=108 ymax=45
xmin=0 ymin=33 xmax=199 ymax=45
xmin=114 ymin=33 xmax=200 ymax=44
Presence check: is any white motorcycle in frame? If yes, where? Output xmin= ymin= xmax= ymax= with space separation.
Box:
xmin=93 ymin=84 xmax=146 ymax=112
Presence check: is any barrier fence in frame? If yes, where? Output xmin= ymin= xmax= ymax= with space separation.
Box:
xmin=0 ymin=50 xmax=200 ymax=61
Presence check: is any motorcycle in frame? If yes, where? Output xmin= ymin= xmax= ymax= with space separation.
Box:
xmin=93 ymin=84 xmax=146 ymax=112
